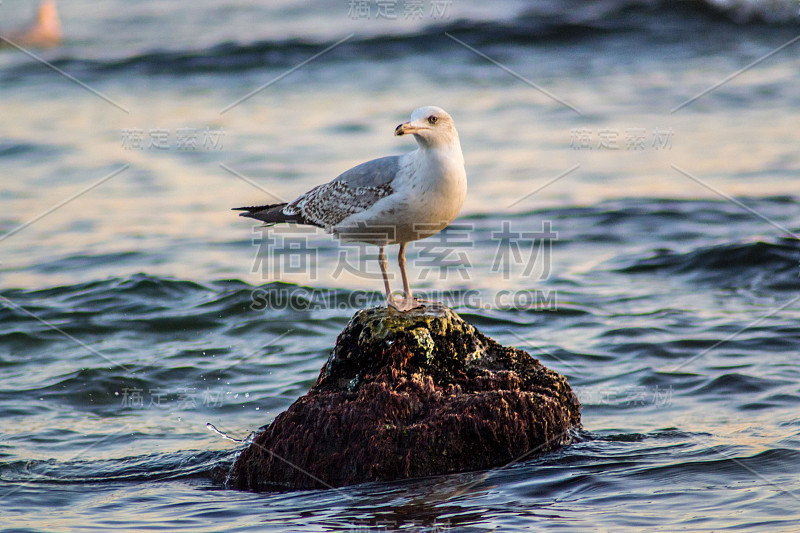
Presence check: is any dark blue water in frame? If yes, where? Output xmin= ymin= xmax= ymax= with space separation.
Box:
xmin=2 ymin=1 xmax=800 ymax=531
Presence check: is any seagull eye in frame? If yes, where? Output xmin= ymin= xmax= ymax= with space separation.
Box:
xmin=427 ymin=115 xmax=438 ymax=125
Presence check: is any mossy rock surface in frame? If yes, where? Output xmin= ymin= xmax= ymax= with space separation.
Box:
xmin=230 ymin=303 xmax=581 ymax=490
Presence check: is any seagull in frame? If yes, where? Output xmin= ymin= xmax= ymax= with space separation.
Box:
xmin=234 ymin=106 xmax=467 ymax=312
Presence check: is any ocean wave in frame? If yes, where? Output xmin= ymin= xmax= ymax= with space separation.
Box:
xmin=701 ymin=0 xmax=800 ymax=23
xmin=4 ymin=0 xmax=797 ymax=78
xmin=0 ymin=449 xmax=235 ymax=484
xmin=616 ymin=238 xmax=800 ymax=289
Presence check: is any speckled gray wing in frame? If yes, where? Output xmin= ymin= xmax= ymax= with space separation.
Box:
xmin=283 ymin=156 xmax=400 ymax=228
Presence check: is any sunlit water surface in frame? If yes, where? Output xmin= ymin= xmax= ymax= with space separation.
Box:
xmin=1 ymin=0 xmax=800 ymax=531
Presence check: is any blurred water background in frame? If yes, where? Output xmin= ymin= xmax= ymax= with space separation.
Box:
xmin=1 ymin=0 xmax=800 ymax=531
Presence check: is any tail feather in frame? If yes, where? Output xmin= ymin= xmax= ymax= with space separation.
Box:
xmin=232 ymin=203 xmax=321 ymax=227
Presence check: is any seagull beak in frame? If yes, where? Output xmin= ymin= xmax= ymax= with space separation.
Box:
xmin=395 ymin=122 xmax=419 ymax=136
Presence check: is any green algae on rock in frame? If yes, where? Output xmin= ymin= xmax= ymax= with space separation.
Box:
xmin=230 ymin=302 xmax=581 ymax=490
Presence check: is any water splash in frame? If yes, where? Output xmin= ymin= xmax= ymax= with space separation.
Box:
xmin=206 ymin=422 xmax=244 ymax=444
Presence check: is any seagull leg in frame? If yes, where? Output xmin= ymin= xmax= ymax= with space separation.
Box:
xmin=398 ymin=242 xmax=412 ymax=301
xmin=378 ymin=245 xmax=395 ymax=308
xmin=394 ymin=242 xmax=421 ymax=312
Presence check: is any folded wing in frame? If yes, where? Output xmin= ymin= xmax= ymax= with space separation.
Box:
xmin=234 ymin=155 xmax=401 ymax=229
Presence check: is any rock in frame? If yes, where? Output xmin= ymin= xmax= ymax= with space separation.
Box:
xmin=230 ymin=302 xmax=581 ymax=490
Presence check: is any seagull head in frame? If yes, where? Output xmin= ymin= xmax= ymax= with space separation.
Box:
xmin=395 ymin=106 xmax=459 ymax=149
